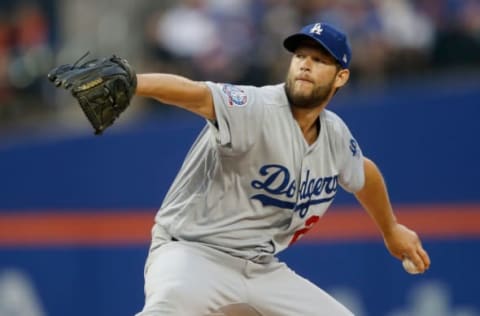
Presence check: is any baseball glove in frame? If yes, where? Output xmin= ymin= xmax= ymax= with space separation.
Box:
xmin=47 ymin=52 xmax=137 ymax=135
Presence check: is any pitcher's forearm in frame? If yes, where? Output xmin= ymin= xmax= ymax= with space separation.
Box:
xmin=354 ymin=157 xmax=397 ymax=236
xmin=135 ymin=73 xmax=215 ymax=119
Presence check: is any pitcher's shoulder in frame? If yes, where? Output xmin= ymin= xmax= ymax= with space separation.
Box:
xmin=323 ymin=109 xmax=350 ymax=134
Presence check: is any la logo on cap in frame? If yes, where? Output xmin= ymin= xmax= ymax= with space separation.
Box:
xmin=310 ymin=23 xmax=323 ymax=35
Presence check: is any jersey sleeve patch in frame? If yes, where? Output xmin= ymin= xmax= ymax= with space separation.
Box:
xmin=221 ymin=84 xmax=248 ymax=107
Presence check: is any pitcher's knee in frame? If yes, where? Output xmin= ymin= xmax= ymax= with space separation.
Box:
xmin=212 ymin=303 xmax=263 ymax=316
xmin=140 ymin=283 xmax=202 ymax=316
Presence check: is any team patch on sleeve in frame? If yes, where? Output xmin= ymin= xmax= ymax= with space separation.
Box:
xmin=221 ymin=84 xmax=248 ymax=107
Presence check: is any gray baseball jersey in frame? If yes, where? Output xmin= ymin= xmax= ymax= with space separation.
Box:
xmin=153 ymin=82 xmax=364 ymax=262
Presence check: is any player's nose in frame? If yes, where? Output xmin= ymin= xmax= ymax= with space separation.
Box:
xmin=299 ymin=57 xmax=312 ymax=72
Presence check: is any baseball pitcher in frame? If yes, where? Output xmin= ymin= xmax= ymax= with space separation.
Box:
xmin=48 ymin=22 xmax=431 ymax=316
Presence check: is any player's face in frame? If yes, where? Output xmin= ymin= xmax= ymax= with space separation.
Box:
xmin=285 ymin=44 xmax=342 ymax=109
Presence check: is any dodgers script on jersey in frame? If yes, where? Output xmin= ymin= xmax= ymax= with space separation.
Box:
xmin=152 ymin=83 xmax=365 ymax=262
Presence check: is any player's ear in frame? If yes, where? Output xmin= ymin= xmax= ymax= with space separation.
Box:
xmin=334 ymin=68 xmax=350 ymax=89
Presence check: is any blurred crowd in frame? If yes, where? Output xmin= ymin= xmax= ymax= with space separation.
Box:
xmin=1 ymin=0 xmax=480 ymax=131
xmin=142 ymin=0 xmax=480 ymax=85
xmin=0 ymin=0 xmax=55 ymax=127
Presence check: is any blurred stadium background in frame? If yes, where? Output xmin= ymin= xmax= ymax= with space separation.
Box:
xmin=0 ymin=0 xmax=479 ymax=315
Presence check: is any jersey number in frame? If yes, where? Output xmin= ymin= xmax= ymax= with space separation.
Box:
xmin=289 ymin=215 xmax=320 ymax=245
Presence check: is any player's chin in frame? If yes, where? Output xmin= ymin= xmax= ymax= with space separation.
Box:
xmin=291 ymin=87 xmax=313 ymax=100
xmin=289 ymin=93 xmax=319 ymax=109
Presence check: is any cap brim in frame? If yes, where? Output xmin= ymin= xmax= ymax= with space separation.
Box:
xmin=284 ymin=34 xmax=316 ymax=52
xmin=283 ymin=33 xmax=342 ymax=67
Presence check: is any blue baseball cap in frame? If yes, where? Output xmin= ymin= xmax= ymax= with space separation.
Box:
xmin=283 ymin=22 xmax=352 ymax=69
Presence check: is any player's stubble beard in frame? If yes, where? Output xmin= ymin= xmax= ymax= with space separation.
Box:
xmin=284 ymin=73 xmax=336 ymax=109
